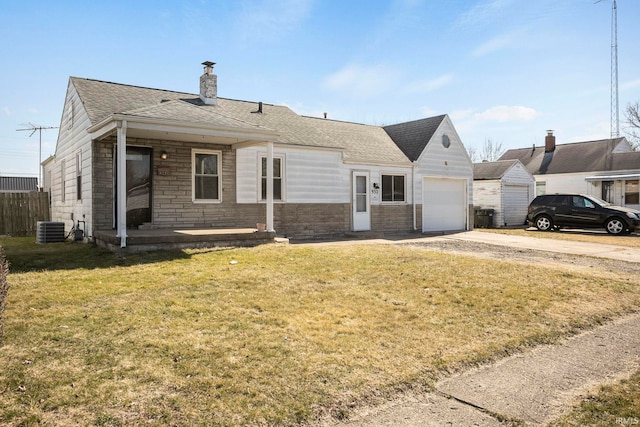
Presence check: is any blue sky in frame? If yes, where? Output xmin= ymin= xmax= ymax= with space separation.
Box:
xmin=1 ymin=0 xmax=639 ymax=178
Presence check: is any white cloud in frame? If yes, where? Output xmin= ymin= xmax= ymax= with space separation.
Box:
xmin=420 ymin=106 xmax=440 ymax=117
xmin=450 ymin=109 xmax=475 ymax=121
xmin=473 ymin=105 xmax=539 ymax=123
xmin=455 ymin=0 xmax=514 ymax=29
xmin=235 ymin=0 xmax=313 ymax=43
xmin=323 ymin=63 xmax=398 ymax=98
xmin=621 ymin=79 xmax=640 ymax=90
xmin=2 ymin=107 xmax=11 ymax=117
xmin=405 ymin=74 xmax=453 ymax=93
xmin=471 ymin=33 xmax=514 ymax=58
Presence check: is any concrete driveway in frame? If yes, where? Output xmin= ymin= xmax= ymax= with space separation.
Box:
xmin=440 ymin=230 xmax=640 ymax=263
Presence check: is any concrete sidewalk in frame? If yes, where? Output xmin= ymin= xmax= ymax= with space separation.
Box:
xmin=328 ymin=313 xmax=640 ymax=427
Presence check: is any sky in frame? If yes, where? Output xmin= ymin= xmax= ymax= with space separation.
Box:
xmin=1 ymin=0 xmax=639 ymax=180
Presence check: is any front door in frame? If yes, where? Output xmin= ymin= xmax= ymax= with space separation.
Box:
xmin=352 ymin=172 xmax=370 ymax=231
xmin=115 ymin=146 xmax=152 ymax=228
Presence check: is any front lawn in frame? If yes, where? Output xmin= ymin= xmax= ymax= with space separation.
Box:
xmin=1 ymin=237 xmax=639 ymax=426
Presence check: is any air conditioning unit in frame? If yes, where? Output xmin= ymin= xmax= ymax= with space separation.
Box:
xmin=36 ymin=221 xmax=66 ymax=244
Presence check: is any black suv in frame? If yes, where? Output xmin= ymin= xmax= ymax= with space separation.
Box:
xmin=527 ymin=194 xmax=640 ymax=235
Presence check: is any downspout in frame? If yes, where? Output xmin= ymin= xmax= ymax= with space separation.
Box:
xmin=266 ymin=141 xmax=274 ymax=232
xmin=116 ymin=121 xmax=127 ymax=248
xmin=412 ymin=161 xmax=418 ymax=231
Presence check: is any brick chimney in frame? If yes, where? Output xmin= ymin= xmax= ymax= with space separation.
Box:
xmin=199 ymin=61 xmax=217 ymax=106
xmin=545 ymin=130 xmax=556 ymax=152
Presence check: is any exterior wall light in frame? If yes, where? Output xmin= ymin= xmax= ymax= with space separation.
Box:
xmin=160 ymin=151 xmax=168 ymax=160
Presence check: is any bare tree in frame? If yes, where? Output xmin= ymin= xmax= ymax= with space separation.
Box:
xmin=467 ymin=138 xmax=506 ymax=163
xmin=624 ymin=101 xmax=640 ymax=150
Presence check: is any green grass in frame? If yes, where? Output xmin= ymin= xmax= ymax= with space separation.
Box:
xmin=1 ymin=237 xmax=639 ymax=426
xmin=548 ymin=370 xmax=640 ymax=427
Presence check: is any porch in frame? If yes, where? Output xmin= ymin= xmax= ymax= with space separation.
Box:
xmin=93 ymin=228 xmax=277 ymax=253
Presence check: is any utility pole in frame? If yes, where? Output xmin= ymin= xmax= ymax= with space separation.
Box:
xmin=16 ymin=123 xmax=58 ymax=189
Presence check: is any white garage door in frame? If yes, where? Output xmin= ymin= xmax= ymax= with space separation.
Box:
xmin=503 ymin=184 xmax=530 ymax=226
xmin=423 ymin=178 xmax=467 ymax=232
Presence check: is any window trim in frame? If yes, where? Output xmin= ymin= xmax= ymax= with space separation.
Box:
xmin=192 ymin=149 xmax=222 ymax=203
xmin=76 ymin=151 xmax=82 ymax=201
xmin=380 ymin=173 xmax=406 ymax=203
xmin=625 ymin=179 xmax=639 ymax=205
xmin=259 ymin=155 xmax=285 ymax=202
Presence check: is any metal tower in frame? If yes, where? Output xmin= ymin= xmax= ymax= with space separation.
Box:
xmin=610 ymin=0 xmax=619 ymax=138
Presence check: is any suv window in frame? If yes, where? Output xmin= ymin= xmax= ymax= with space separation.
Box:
xmin=547 ymin=195 xmax=568 ymax=206
xmin=572 ymin=196 xmax=595 ymax=209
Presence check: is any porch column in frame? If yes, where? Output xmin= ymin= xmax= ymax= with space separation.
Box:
xmin=116 ymin=121 xmax=127 ymax=247
xmin=266 ymin=141 xmax=274 ymax=232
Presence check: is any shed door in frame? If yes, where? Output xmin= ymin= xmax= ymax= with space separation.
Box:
xmin=503 ymin=184 xmax=530 ymax=226
xmin=422 ymin=178 xmax=467 ymax=232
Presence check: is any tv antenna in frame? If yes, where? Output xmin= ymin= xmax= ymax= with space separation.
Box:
xmin=16 ymin=122 xmax=59 ymax=189
xmin=596 ymin=0 xmax=619 ymax=138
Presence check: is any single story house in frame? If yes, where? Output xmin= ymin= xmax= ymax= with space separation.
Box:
xmin=473 ymin=159 xmax=535 ymax=227
xmin=43 ymin=62 xmax=474 ymax=249
xmin=499 ymin=131 xmax=640 ymax=209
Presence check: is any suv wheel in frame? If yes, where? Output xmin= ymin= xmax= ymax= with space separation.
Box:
xmin=605 ymin=218 xmax=626 ymax=235
xmin=535 ymin=215 xmax=554 ymax=231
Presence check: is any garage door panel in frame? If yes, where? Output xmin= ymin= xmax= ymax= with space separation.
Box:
xmin=423 ymin=178 xmax=466 ymax=232
xmin=503 ymin=185 xmax=529 ymax=226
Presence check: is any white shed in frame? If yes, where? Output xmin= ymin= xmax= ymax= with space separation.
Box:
xmin=473 ymin=160 xmax=535 ymax=227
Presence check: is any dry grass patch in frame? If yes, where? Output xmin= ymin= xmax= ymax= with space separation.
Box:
xmin=0 ymin=238 xmax=639 ymax=426
xmin=477 ymin=228 xmax=640 ymax=248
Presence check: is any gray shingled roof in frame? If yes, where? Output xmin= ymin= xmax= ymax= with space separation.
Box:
xmin=70 ymin=77 xmax=412 ymax=165
xmin=382 ymin=115 xmax=446 ymax=161
xmin=498 ymin=138 xmax=639 ymax=174
xmin=473 ymin=160 xmax=519 ymax=180
xmin=0 ymin=176 xmax=38 ymax=192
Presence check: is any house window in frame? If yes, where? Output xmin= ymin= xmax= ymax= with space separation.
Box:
xmin=192 ymin=150 xmax=221 ymax=202
xmin=625 ymin=180 xmax=639 ymax=204
xmin=260 ymin=157 xmax=283 ymax=200
xmin=67 ymin=100 xmax=75 ymax=129
xmin=536 ymin=181 xmax=546 ymax=196
xmin=76 ymin=151 xmax=82 ymax=201
xmin=381 ymin=174 xmax=405 ymax=202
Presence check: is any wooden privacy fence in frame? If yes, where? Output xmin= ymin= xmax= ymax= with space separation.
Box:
xmin=0 ymin=192 xmax=50 ymax=236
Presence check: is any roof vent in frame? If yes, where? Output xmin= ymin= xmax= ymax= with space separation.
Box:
xmin=199 ymin=61 xmax=217 ymax=106
xmin=251 ymin=101 xmax=263 ymax=114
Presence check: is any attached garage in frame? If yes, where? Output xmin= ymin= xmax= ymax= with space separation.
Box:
xmin=473 ymin=160 xmax=535 ymax=227
xmin=423 ymin=177 xmax=468 ymax=232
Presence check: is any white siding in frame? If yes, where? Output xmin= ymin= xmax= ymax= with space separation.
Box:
xmin=473 ymin=161 xmax=534 ymax=227
xmin=236 ymin=146 xmax=415 ymax=205
xmin=414 ymin=116 xmax=473 ymax=232
xmin=48 ymin=81 xmax=94 ymax=235
xmin=414 ymin=117 xmax=473 ymax=206
xmin=535 ymin=172 xmax=592 ymax=196
xmin=473 ymin=180 xmax=502 ymax=225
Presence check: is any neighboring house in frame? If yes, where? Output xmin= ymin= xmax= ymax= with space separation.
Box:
xmin=0 ymin=176 xmax=38 ymax=193
xmin=473 ymin=160 xmax=535 ymax=227
xmin=43 ymin=62 xmax=473 ymax=248
xmin=499 ymin=131 xmax=640 ymax=210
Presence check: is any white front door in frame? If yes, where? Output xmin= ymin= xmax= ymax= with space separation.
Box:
xmin=352 ymin=172 xmax=371 ymax=231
